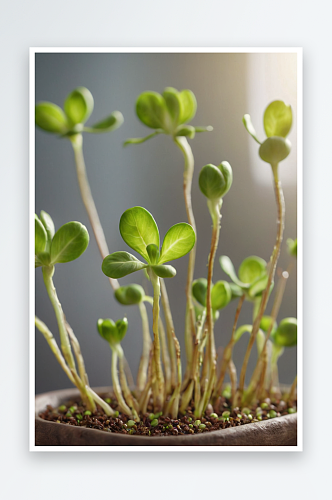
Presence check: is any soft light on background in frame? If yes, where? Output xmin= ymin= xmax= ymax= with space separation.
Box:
xmin=35 ymin=52 xmax=297 ymax=393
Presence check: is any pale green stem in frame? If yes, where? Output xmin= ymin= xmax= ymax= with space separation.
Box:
xmin=174 ymin=136 xmax=196 ymax=386
xmin=139 ymin=348 xmax=153 ymax=414
xmin=117 ymin=345 xmax=139 ymax=420
xmin=166 ymin=331 xmax=182 ymax=418
xmin=228 ymin=359 xmax=237 ymax=404
xmin=111 ymin=347 xmax=132 ymax=416
xmin=149 ymin=270 xmax=165 ymax=412
xmin=136 ymin=301 xmax=152 ymax=392
xmin=85 ymin=387 xmax=114 ymax=416
xmin=286 ymin=375 xmax=297 ymax=405
xmin=70 ymin=133 xmax=118 ymax=290
xmin=42 ymin=266 xmax=76 ymax=371
xmin=236 ymin=163 xmax=285 ymax=407
xmin=160 ymin=279 xmax=177 ymax=388
xmin=159 ymin=316 xmax=172 ymax=396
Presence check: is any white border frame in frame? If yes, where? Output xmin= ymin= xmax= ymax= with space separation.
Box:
xmin=29 ymin=47 xmax=303 ymax=452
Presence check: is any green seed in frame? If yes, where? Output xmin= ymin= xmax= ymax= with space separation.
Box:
xmin=114 ymin=411 xmax=119 ymax=417
xmin=257 ymin=414 xmax=262 ymax=421
xmin=188 ymin=417 xmax=192 ymax=422
xmin=267 ymin=410 xmax=277 ymax=419
xmin=149 ymin=413 xmax=155 ymax=420
xmin=151 ymin=419 xmax=158 ymax=427
xmin=189 ymin=424 xmax=193 ymax=428
xmin=84 ymin=410 xmax=92 ymax=416
xmin=129 ymin=429 xmax=136 ymax=435
xmin=168 ymin=425 xmax=173 ymax=430
xmin=242 ymin=407 xmax=251 ymax=415
xmin=76 ymin=414 xmax=83 ymax=421
xmin=288 ymin=407 xmax=296 ymax=414
xmin=222 ymin=411 xmax=230 ymax=418
xmin=154 ymin=411 xmax=163 ymax=418
xmin=127 ymin=420 xmax=136 ymax=428
xmin=199 ymin=423 xmax=206 ymax=429
xmin=194 ymin=420 xmax=201 ymax=426
xmin=69 ymin=406 xmax=77 ymax=412
xmin=261 ymin=402 xmax=269 ymax=409
xmin=237 ymin=414 xmax=242 ymax=419
xmin=210 ymin=413 xmax=218 ymax=418
xmin=256 ymin=407 xmax=262 ymax=414
xmin=247 ymin=414 xmax=253 ymax=420
xmin=65 ymin=411 xmax=72 ymax=417
xmin=58 ymin=405 xmax=66 ymax=412
xmin=104 ymin=398 xmax=111 ymax=404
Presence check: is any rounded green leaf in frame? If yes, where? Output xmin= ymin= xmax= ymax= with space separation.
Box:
xmin=102 ymin=251 xmax=147 ymax=279
xmin=287 ymin=238 xmax=297 ymax=257
xmin=248 ymin=274 xmax=269 ymax=298
xmin=199 ymin=162 xmax=232 ymax=200
xmin=260 ymin=316 xmax=277 ymax=335
xmin=178 ymin=89 xmax=197 ymax=124
xmin=263 ymin=101 xmax=292 ymax=138
xmin=97 ymin=318 xmax=117 ymax=343
xmin=35 ymin=215 xmax=47 ymax=255
xmin=159 ymin=223 xmax=195 ymax=264
xmin=238 ymin=256 xmax=266 ymax=284
xmin=84 ymin=111 xmax=124 ymax=133
xmin=50 ymin=221 xmax=89 ymax=264
xmin=35 ymin=102 xmax=68 ymax=134
xmin=119 ymin=207 xmax=160 ymax=262
xmin=114 ymin=284 xmax=145 ymax=305
xmin=146 ymin=244 xmax=160 ymax=264
xmin=151 ymin=264 xmax=176 ymax=278
xmin=273 ymin=318 xmax=297 ymax=347
xmin=115 ymin=318 xmax=128 ymax=342
xmin=39 ymin=210 xmax=55 ymax=253
xmin=211 ymin=281 xmax=232 ymax=310
xmin=192 ymin=278 xmax=207 ymax=307
xmin=242 ymin=114 xmax=261 ymax=144
xmin=64 ymin=87 xmax=94 ymax=125
xmin=219 ymin=256 xmax=247 ymax=288
xmin=259 ymin=137 xmax=291 ymax=164
xmin=229 ymin=283 xmax=243 ymax=300
xmin=162 ymin=87 xmax=181 ymax=131
xmin=136 ymin=92 xmax=167 ymax=129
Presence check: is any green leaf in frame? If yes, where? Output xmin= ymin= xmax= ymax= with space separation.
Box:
xmin=242 ymin=114 xmax=261 ymax=144
xmin=175 ymin=125 xmax=195 ymax=139
xmin=35 ymin=215 xmax=47 ymax=255
xmin=146 ymin=244 xmax=160 ymax=264
xmin=229 ymin=283 xmax=243 ymax=300
xmin=211 ymin=281 xmax=232 ymax=310
xmin=178 ymin=89 xmax=197 ymax=124
xmin=116 ymin=318 xmax=128 ymax=342
xmin=259 ymin=137 xmax=291 ymax=164
xmin=159 ymin=223 xmax=195 ymax=264
xmin=199 ymin=162 xmax=232 ymax=200
xmin=119 ymin=207 xmax=160 ymax=261
xmin=35 ymin=102 xmax=68 ymax=134
xmin=39 ymin=210 xmax=55 ymax=252
xmin=151 ymin=264 xmax=176 ymax=278
xmin=163 ymin=87 xmax=181 ymax=131
xmin=219 ymin=256 xmax=247 ymax=288
xmin=287 ymin=238 xmax=297 ymax=257
xmin=238 ymin=256 xmax=266 ymax=284
xmin=273 ymin=318 xmax=297 ymax=347
xmin=260 ymin=316 xmax=277 ymax=335
xmin=136 ymin=92 xmax=167 ymax=129
xmin=50 ymin=221 xmax=89 ymax=264
xmin=102 ymin=251 xmax=147 ymax=279
xmin=97 ymin=318 xmax=117 ymax=343
xmin=84 ymin=111 xmax=124 ymax=133
xmin=263 ymin=100 xmax=292 ymax=138
xmin=64 ymin=87 xmax=94 ymax=125
xmin=124 ymin=130 xmax=163 ymax=146
xmin=248 ymin=275 xmax=269 ymax=298
xmin=192 ymin=278 xmax=207 ymax=307
xmin=114 ymin=284 xmax=145 ymax=305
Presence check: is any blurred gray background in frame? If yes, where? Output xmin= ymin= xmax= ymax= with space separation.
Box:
xmin=35 ymin=52 xmax=297 ymax=394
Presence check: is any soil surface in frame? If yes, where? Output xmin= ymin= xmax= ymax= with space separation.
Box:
xmin=38 ymin=393 xmax=297 ymax=437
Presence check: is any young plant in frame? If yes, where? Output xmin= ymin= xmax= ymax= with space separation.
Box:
xmin=125 ymin=88 xmax=213 ymax=385
xmin=101 ymin=206 xmax=196 ymax=412
xmin=35 ymin=211 xmax=113 ymax=415
xmin=97 ymin=317 xmax=139 ymax=419
xmin=35 ymin=87 xmax=124 ymax=289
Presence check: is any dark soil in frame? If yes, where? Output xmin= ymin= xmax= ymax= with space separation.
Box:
xmin=39 ymin=394 xmax=297 ymax=437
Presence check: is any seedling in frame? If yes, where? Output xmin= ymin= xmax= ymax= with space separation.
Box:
xmin=35 ymin=87 xmax=297 ymax=429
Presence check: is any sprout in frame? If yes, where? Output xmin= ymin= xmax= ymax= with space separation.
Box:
xmin=273 ymin=318 xmax=297 ymax=347
xmin=199 ymin=162 xmax=233 ymax=201
xmin=287 ymin=238 xmax=297 ymax=257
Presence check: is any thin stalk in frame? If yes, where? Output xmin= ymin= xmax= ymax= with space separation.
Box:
xmin=159 ymin=316 xmax=172 ymax=396
xmin=42 ymin=266 xmax=76 ymax=370
xmin=149 ymin=270 xmax=165 ymax=412
xmin=66 ymin=321 xmax=96 ymax=412
xmin=160 ymin=279 xmax=177 ymax=388
xmin=86 ymin=387 xmax=114 ymax=416
xmin=136 ymin=301 xmax=152 ymax=392
xmin=35 ymin=316 xmax=76 ymax=386
xmin=166 ymin=330 xmax=182 ymax=418
xmin=111 ymin=348 xmax=132 ymax=416
xmin=287 ymin=375 xmax=297 ymax=405
xmin=235 ymin=163 xmax=285 ymax=406
xmin=229 ymin=359 xmax=237 ymax=404
xmin=139 ymin=349 xmax=153 ymax=414
xmin=269 ymin=344 xmax=284 ymax=398
xmin=214 ymin=294 xmax=245 ymax=399
xmin=117 ymin=345 xmax=139 ymax=419
xmin=70 ymin=133 xmax=118 ymax=290
xmin=174 ymin=136 xmax=196 ymax=386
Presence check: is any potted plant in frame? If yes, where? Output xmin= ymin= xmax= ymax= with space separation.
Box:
xmin=34 ymin=86 xmax=297 ymax=447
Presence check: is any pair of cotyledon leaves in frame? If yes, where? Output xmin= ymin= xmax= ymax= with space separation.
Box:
xmin=260 ymin=316 xmax=297 ymax=347
xmin=102 ymin=206 xmax=196 ymax=280
xmin=192 ymin=278 xmax=232 ymax=313
xmin=97 ymin=317 xmax=128 ymax=346
xmin=219 ymin=255 xmax=270 ymax=299
xmin=125 ymin=87 xmax=212 ymax=145
xmin=35 ymin=211 xmax=89 ymax=267
xmin=243 ymin=100 xmax=292 ymax=165
xmin=35 ymin=86 xmax=123 ymax=137
xmin=198 ymin=161 xmax=233 ymax=201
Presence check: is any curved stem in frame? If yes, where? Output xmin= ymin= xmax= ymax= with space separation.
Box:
xmin=136 ymin=301 xmax=152 ymax=392
xmin=174 ymin=136 xmax=196 ymax=383
xmin=236 ymin=163 xmax=285 ymax=406
xmin=160 ymin=279 xmax=177 ymax=388
xmin=70 ymin=134 xmax=118 ymax=290
xmin=111 ymin=347 xmax=131 ymax=416
xmin=149 ymin=270 xmax=165 ymax=412
xmin=117 ymin=345 xmax=139 ymax=419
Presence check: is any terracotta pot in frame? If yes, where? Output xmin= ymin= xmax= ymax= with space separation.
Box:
xmin=35 ymin=386 xmax=297 ymax=447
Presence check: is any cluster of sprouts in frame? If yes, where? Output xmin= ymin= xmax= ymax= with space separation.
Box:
xmin=35 ymin=86 xmax=297 ymax=421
